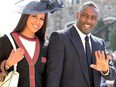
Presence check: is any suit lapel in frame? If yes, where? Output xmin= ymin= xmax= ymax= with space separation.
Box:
xmin=90 ymin=36 xmax=96 ymax=64
xmin=90 ymin=36 xmax=101 ymax=84
xmin=69 ymin=26 xmax=90 ymax=85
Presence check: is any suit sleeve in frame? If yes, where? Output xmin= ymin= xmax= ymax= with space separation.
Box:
xmin=46 ymin=32 xmax=64 ymax=87
xmin=101 ymin=39 xmax=116 ymax=80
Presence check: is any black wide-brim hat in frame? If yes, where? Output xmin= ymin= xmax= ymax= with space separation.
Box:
xmin=14 ymin=0 xmax=64 ymax=14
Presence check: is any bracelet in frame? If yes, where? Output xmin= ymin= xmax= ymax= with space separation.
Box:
xmin=4 ymin=60 xmax=10 ymax=70
xmin=1 ymin=60 xmax=8 ymax=76
xmin=5 ymin=64 xmax=10 ymax=70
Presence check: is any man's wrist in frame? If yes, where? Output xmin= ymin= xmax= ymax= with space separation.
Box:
xmin=101 ymin=68 xmax=109 ymax=75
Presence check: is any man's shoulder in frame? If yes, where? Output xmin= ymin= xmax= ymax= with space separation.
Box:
xmin=51 ymin=27 xmax=71 ymax=36
xmin=91 ymin=34 xmax=104 ymax=40
xmin=57 ymin=28 xmax=70 ymax=33
xmin=49 ymin=27 xmax=73 ymax=40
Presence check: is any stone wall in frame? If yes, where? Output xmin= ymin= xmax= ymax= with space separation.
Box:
xmin=46 ymin=0 xmax=116 ymax=38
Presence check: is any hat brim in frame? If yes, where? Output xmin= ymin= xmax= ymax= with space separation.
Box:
xmin=14 ymin=0 xmax=64 ymax=14
xmin=22 ymin=8 xmax=59 ymax=14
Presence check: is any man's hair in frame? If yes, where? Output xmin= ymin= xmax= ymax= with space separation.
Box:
xmin=79 ymin=1 xmax=100 ymax=13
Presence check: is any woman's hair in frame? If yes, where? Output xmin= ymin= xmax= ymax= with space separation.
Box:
xmin=13 ymin=14 xmax=48 ymax=42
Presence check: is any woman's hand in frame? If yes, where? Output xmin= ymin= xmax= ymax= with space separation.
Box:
xmin=6 ymin=48 xmax=25 ymax=67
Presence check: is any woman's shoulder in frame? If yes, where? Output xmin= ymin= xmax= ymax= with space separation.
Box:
xmin=0 ymin=34 xmax=9 ymax=42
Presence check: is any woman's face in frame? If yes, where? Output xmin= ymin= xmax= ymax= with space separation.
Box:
xmin=22 ymin=14 xmax=45 ymax=37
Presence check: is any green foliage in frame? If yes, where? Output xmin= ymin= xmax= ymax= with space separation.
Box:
xmin=92 ymin=19 xmax=105 ymax=38
xmin=95 ymin=19 xmax=105 ymax=30
xmin=109 ymin=28 xmax=116 ymax=50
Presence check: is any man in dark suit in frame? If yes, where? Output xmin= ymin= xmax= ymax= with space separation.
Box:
xmin=46 ymin=1 xmax=116 ymax=87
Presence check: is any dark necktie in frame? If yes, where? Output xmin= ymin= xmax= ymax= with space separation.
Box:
xmin=85 ymin=36 xmax=91 ymax=65
xmin=85 ymin=36 xmax=94 ymax=86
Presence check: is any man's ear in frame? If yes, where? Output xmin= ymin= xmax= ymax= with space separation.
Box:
xmin=76 ymin=11 xmax=79 ymax=18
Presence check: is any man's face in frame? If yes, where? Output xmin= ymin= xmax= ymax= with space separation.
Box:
xmin=76 ymin=6 xmax=99 ymax=35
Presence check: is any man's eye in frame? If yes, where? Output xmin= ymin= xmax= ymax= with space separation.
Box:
xmin=82 ymin=14 xmax=88 ymax=18
xmin=92 ymin=17 xmax=97 ymax=21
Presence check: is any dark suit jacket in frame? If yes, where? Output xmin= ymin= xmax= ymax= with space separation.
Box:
xmin=46 ymin=26 xmax=116 ymax=87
